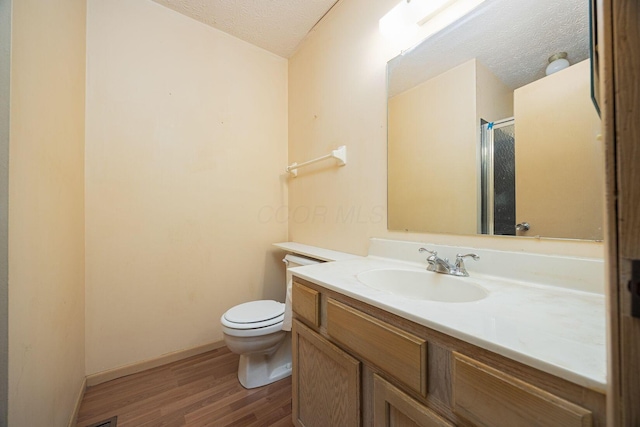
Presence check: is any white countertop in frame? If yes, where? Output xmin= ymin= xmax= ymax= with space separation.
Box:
xmin=289 ymin=256 xmax=606 ymax=393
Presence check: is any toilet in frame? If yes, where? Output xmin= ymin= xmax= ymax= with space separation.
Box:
xmin=221 ymin=254 xmax=322 ymax=389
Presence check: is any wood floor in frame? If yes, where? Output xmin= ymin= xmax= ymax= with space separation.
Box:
xmin=76 ymin=347 xmax=294 ymax=427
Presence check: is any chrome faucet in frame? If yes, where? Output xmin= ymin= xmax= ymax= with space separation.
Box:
xmin=418 ymin=248 xmax=479 ymax=277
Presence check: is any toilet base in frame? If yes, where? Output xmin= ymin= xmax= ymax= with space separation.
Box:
xmin=237 ymin=333 xmax=292 ymax=389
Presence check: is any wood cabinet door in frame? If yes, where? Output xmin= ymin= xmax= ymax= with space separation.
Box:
xmin=292 ymin=319 xmax=361 ymax=427
xmin=601 ymin=0 xmax=640 ymax=424
xmin=373 ymin=374 xmax=453 ymax=427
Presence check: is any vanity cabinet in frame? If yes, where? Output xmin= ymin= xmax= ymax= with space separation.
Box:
xmin=291 ymin=277 xmax=606 ymax=427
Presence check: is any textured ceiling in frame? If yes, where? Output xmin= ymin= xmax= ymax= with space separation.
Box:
xmin=388 ymin=0 xmax=590 ymax=97
xmin=151 ymin=0 xmax=339 ymax=58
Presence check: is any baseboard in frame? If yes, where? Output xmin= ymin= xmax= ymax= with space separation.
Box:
xmin=86 ymin=340 xmax=226 ymax=387
xmin=68 ymin=376 xmax=87 ymax=427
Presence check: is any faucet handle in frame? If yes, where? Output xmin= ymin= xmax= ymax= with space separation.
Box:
xmin=455 ymin=253 xmax=480 ymax=264
xmin=418 ymin=247 xmax=437 ymax=256
xmin=453 ymin=253 xmax=479 ymax=277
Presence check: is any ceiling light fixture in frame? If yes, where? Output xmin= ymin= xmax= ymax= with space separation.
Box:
xmin=545 ymin=52 xmax=570 ymax=76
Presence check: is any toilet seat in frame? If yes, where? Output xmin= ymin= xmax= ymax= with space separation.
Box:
xmin=221 ymin=300 xmax=285 ymax=332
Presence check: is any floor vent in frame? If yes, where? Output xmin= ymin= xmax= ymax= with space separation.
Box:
xmin=87 ymin=416 xmax=117 ymax=427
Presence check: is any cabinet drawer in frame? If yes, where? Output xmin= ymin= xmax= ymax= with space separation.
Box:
xmin=374 ymin=374 xmax=453 ymax=427
xmin=292 ymin=281 xmax=320 ymax=327
xmin=452 ymin=352 xmax=592 ymax=427
xmin=327 ymin=298 xmax=427 ymax=396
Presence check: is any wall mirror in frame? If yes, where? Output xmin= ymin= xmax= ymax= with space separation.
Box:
xmin=387 ymin=0 xmax=603 ymax=240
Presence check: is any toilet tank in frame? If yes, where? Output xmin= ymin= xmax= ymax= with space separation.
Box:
xmin=283 ymin=254 xmax=323 ymax=282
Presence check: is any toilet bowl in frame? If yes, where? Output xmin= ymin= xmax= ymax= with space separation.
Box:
xmin=221 ymin=300 xmax=291 ymax=389
xmin=221 ymin=254 xmax=322 ymax=389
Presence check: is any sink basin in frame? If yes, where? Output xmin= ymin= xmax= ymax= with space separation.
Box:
xmin=356 ymin=269 xmax=488 ymax=303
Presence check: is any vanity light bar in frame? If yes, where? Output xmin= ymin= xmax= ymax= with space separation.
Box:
xmin=380 ymin=0 xmax=457 ymax=37
xmin=379 ymin=0 xmax=487 ymax=49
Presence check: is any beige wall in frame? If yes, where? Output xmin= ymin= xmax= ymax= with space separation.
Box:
xmin=388 ymin=60 xmax=477 ymax=234
xmin=515 ymin=60 xmax=604 ymax=240
xmin=288 ymin=0 xmax=603 ymax=259
xmin=475 ymin=60 xmax=514 ymax=126
xmin=85 ymin=0 xmax=288 ymax=375
xmin=8 ymin=0 xmax=86 ymax=425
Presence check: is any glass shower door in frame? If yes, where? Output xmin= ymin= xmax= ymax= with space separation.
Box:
xmin=480 ymin=118 xmax=516 ymax=236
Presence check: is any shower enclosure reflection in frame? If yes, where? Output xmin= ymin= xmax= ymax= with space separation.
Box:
xmin=481 ymin=118 xmax=515 ymax=236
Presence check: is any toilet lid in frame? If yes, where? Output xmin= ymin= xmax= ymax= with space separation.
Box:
xmin=223 ymin=300 xmax=285 ymax=325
